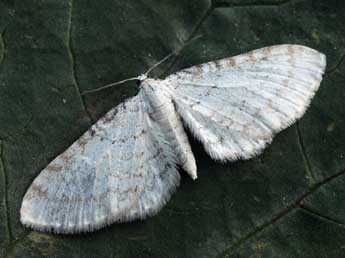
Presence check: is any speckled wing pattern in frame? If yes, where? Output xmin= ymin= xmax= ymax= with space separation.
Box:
xmin=20 ymin=44 xmax=326 ymax=234
xmin=165 ymin=45 xmax=326 ymax=161
xmin=20 ymin=94 xmax=180 ymax=233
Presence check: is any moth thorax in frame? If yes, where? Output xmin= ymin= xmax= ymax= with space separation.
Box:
xmin=141 ymin=80 xmax=171 ymax=109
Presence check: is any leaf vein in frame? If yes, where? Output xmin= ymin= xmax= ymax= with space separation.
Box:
xmin=295 ymin=122 xmax=317 ymax=185
xmin=67 ymin=0 xmax=93 ymax=124
xmin=299 ymin=204 xmax=345 ymax=228
xmin=218 ymin=168 xmax=345 ymax=258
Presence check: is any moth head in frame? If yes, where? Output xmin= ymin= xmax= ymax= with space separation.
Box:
xmin=137 ymin=74 xmax=147 ymax=81
xmin=136 ymin=74 xmax=148 ymax=87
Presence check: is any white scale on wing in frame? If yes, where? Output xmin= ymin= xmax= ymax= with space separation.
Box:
xmin=21 ymin=44 xmax=326 ymax=233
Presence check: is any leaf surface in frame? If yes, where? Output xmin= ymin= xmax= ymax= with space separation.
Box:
xmin=0 ymin=0 xmax=344 ymax=257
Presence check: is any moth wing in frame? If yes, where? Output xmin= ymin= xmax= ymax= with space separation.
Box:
xmin=20 ymin=94 xmax=180 ymax=233
xmin=165 ymin=44 xmax=326 ymax=161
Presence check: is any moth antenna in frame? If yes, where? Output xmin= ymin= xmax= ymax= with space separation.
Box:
xmin=144 ymin=34 xmax=203 ymax=77
xmin=81 ymin=76 xmax=140 ymax=95
xmin=81 ymin=35 xmax=203 ymax=95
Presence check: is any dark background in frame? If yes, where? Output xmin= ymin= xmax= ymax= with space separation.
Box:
xmin=0 ymin=0 xmax=345 ymax=257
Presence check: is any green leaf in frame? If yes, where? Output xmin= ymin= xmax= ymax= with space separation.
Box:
xmin=1 ymin=0 xmax=344 ymax=257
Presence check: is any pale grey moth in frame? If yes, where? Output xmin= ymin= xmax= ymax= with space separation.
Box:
xmin=20 ymin=44 xmax=326 ymax=233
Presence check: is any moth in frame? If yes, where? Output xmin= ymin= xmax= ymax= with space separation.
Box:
xmin=20 ymin=44 xmax=326 ymax=233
